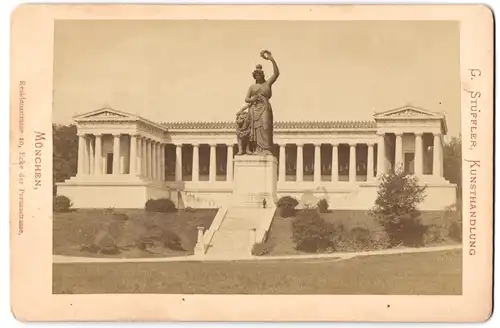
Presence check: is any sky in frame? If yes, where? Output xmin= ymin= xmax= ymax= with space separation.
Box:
xmin=53 ymin=20 xmax=461 ymax=136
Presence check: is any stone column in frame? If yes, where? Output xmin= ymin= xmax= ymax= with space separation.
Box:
xmin=296 ymin=143 xmax=303 ymax=182
xmin=175 ymin=144 xmax=182 ymax=181
xmin=89 ymin=137 xmax=95 ymax=175
xmin=433 ymin=133 xmax=443 ymax=178
xmin=160 ymin=144 xmax=165 ymax=181
xmin=367 ymin=143 xmax=374 ymax=181
xmin=141 ymin=138 xmax=147 ymax=177
xmin=83 ymin=137 xmax=90 ymax=175
xmin=414 ymin=133 xmax=423 ymax=176
xmin=94 ymin=134 xmax=102 ymax=175
xmin=377 ymin=134 xmax=386 ymax=176
xmin=113 ymin=134 xmax=121 ymax=175
xmin=129 ymin=135 xmax=137 ymax=176
xmin=147 ymin=139 xmax=152 ymax=178
xmin=152 ymin=141 xmax=158 ymax=180
xmin=395 ymin=133 xmax=403 ymax=171
xmin=209 ymin=144 xmax=217 ymax=182
xmin=349 ymin=144 xmax=356 ymax=182
xmin=279 ymin=144 xmax=286 ymax=182
xmin=226 ymin=144 xmax=233 ymax=181
xmin=136 ymin=136 xmax=142 ymax=177
xmin=314 ymin=143 xmax=321 ymax=183
xmin=155 ymin=142 xmax=161 ymax=180
xmin=331 ymin=143 xmax=338 ymax=182
xmin=77 ymin=134 xmax=85 ymax=175
xmin=192 ymin=144 xmax=199 ymax=182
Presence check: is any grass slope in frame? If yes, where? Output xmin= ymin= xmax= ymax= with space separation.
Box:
xmin=264 ymin=210 xmax=461 ymax=256
xmin=53 ymin=209 xmax=217 ymax=258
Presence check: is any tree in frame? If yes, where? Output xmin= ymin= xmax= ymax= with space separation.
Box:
xmin=370 ymin=167 xmax=427 ymax=247
xmin=443 ymin=135 xmax=462 ymax=204
xmin=53 ymin=124 xmax=78 ymax=193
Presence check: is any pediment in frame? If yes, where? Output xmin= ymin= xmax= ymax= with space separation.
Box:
xmin=374 ymin=106 xmax=443 ymax=119
xmin=74 ymin=107 xmax=134 ymax=120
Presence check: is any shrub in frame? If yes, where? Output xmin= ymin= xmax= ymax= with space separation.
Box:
xmin=423 ymin=224 xmax=446 ymax=245
xmin=317 ymin=198 xmax=329 ymax=213
xmin=137 ymin=226 xmax=184 ymax=252
xmin=54 ymin=195 xmax=72 ymax=213
xmin=251 ymin=242 xmax=274 ymax=256
xmin=370 ymin=168 xmax=427 ymax=247
xmin=330 ymin=225 xmax=391 ymax=252
xmin=444 ymin=203 xmax=462 ymax=242
xmin=292 ymin=210 xmax=334 ymax=253
xmin=81 ymin=228 xmax=119 ymax=254
xmin=276 ymin=196 xmax=299 ymax=218
xmin=449 ymin=219 xmax=462 ymax=242
xmin=145 ymin=198 xmax=176 ymax=213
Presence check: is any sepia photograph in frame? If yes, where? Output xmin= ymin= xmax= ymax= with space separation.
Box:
xmin=52 ymin=19 xmax=463 ymax=295
xmin=10 ymin=4 xmax=493 ymax=322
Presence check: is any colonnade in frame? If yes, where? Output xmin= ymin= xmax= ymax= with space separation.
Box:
xmin=76 ymin=131 xmax=443 ymax=182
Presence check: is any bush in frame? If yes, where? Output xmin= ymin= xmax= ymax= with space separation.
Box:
xmin=54 ymin=195 xmax=72 ymax=213
xmin=251 ymin=242 xmax=274 ymax=256
xmin=370 ymin=168 xmax=427 ymax=247
xmin=423 ymin=224 xmax=446 ymax=245
xmin=145 ymin=198 xmax=176 ymax=213
xmin=317 ymin=198 xmax=329 ymax=213
xmin=449 ymin=220 xmax=462 ymax=242
xmin=276 ymin=196 xmax=299 ymax=218
xmin=81 ymin=228 xmax=119 ymax=254
xmin=330 ymin=225 xmax=391 ymax=252
xmin=292 ymin=210 xmax=334 ymax=253
xmin=137 ymin=226 xmax=184 ymax=252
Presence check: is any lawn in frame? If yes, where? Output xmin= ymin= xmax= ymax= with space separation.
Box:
xmin=263 ymin=209 xmax=462 ymax=256
xmin=53 ymin=209 xmax=217 ymax=258
xmin=53 ymin=249 xmax=462 ymax=294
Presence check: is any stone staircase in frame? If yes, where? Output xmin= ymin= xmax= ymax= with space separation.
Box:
xmin=203 ymin=207 xmax=276 ymax=258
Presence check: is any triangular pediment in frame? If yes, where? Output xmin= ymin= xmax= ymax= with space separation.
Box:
xmin=74 ymin=107 xmax=134 ymax=120
xmin=374 ymin=106 xmax=443 ymax=119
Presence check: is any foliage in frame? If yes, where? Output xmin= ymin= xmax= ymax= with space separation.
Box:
xmin=422 ymin=224 xmax=447 ymax=245
xmin=145 ymin=198 xmax=177 ymax=213
xmin=251 ymin=242 xmax=274 ymax=256
xmin=53 ymin=124 xmax=78 ymax=193
xmin=81 ymin=228 xmax=120 ymax=254
xmin=54 ymin=195 xmax=72 ymax=213
xmin=370 ymin=168 xmax=427 ymax=247
xmin=443 ymin=136 xmax=462 ymax=203
xmin=317 ymin=198 xmax=329 ymax=213
xmin=445 ymin=203 xmax=462 ymax=242
xmin=292 ymin=210 xmax=334 ymax=253
xmin=137 ymin=226 xmax=184 ymax=252
xmin=330 ymin=225 xmax=391 ymax=252
xmin=276 ymin=196 xmax=299 ymax=218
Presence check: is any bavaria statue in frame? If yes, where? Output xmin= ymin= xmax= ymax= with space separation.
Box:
xmin=236 ymin=50 xmax=280 ymax=155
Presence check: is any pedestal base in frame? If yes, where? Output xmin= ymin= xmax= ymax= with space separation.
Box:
xmin=231 ymin=155 xmax=278 ymax=208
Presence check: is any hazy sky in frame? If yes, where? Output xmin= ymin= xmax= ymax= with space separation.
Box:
xmin=53 ymin=20 xmax=461 ymax=136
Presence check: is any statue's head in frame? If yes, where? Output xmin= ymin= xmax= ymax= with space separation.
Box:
xmin=252 ymin=64 xmax=265 ymax=83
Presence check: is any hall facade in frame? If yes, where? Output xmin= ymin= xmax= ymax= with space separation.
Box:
xmin=57 ymin=105 xmax=457 ymax=210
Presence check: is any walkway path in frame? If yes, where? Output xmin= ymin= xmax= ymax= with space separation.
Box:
xmin=53 ymin=244 xmax=462 ymax=264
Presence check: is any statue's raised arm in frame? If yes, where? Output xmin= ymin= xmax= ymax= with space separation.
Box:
xmin=260 ymin=50 xmax=280 ymax=86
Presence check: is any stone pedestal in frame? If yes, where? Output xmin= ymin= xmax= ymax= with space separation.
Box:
xmin=194 ymin=226 xmax=206 ymax=256
xmin=231 ymin=155 xmax=278 ymax=208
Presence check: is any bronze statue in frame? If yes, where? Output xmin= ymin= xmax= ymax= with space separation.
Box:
xmin=236 ymin=50 xmax=280 ymax=155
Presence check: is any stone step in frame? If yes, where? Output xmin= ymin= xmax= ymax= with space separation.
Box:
xmin=219 ymin=217 xmax=261 ymax=230
xmin=210 ymin=231 xmax=253 ymax=247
